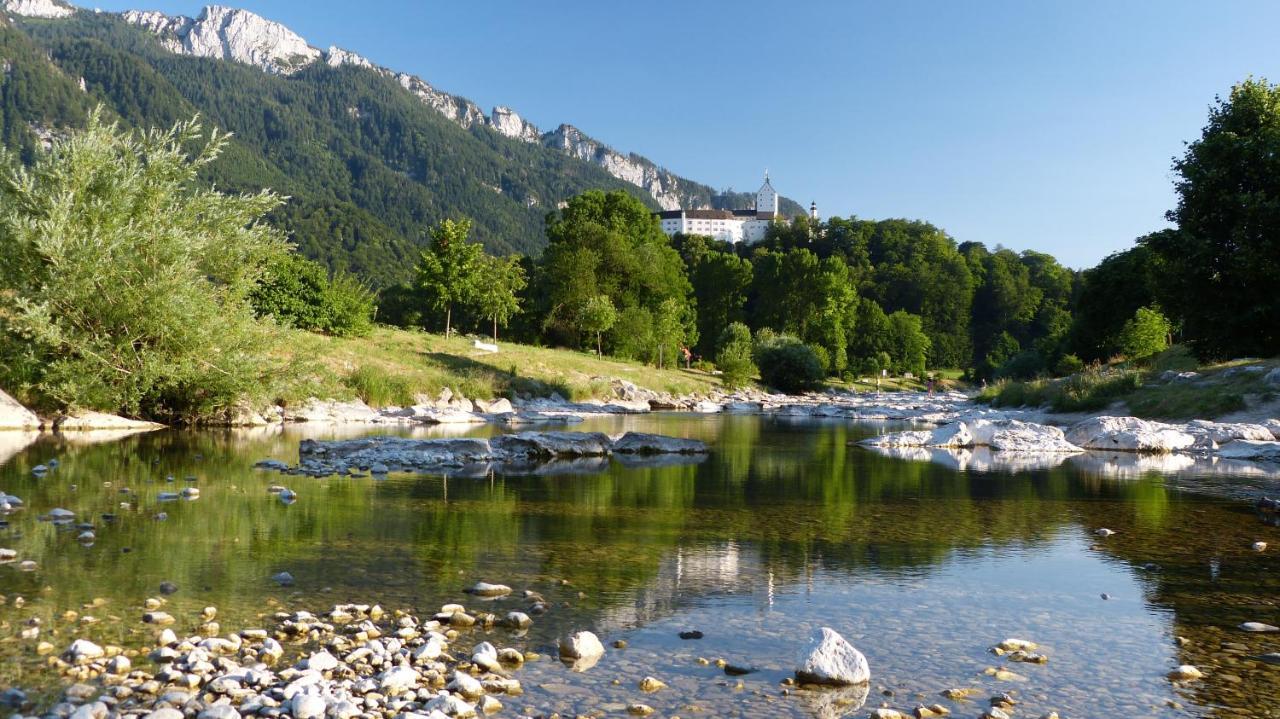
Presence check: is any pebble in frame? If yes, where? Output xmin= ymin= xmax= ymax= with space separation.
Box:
xmin=1094 ymin=528 xmax=1115 ymax=537
xmin=1238 ymin=621 xmax=1279 ymax=633
xmin=638 ymin=676 xmax=667 ymax=692
xmin=1168 ymin=664 xmax=1204 ymax=681
xmin=1252 ymin=541 xmax=1267 ymax=552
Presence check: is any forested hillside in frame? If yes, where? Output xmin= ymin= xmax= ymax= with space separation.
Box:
xmin=0 ymin=10 xmax=799 ymax=287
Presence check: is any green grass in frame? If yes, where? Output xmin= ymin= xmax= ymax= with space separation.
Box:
xmin=976 ymin=345 xmax=1279 ymax=420
xmin=279 ymin=326 xmax=724 ymax=406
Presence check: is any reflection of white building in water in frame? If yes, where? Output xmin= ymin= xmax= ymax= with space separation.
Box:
xmin=655 ymin=174 xmax=815 ymax=245
xmin=595 ymin=542 xmax=776 ymax=631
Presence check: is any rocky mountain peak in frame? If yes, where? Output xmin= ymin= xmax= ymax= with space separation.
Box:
xmin=1 ymin=0 xmax=74 ymax=18
xmin=490 ymin=106 xmax=540 ymax=144
xmin=122 ymin=4 xmax=320 ymax=75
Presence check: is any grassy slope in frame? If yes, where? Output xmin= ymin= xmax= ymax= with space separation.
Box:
xmin=978 ymin=346 xmax=1280 ymax=421
xmin=287 ymin=327 xmax=724 ymax=406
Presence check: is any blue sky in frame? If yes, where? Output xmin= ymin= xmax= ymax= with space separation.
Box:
xmin=89 ymin=0 xmax=1280 ymax=267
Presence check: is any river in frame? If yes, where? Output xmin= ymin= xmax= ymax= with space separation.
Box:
xmin=1 ymin=414 xmax=1277 ymax=718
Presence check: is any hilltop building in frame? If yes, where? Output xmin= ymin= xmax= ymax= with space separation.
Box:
xmin=656 ymin=173 xmax=815 ymax=245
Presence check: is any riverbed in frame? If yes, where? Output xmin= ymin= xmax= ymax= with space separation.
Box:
xmin=1 ymin=414 xmax=1278 ymax=718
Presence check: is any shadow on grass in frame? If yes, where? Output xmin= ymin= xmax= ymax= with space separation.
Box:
xmin=421 ymin=352 xmax=575 ymax=399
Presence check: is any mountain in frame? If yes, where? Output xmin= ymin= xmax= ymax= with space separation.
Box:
xmin=0 ymin=1 xmax=803 ymax=286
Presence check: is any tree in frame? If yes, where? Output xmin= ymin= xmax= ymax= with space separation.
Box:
xmin=415 ymin=218 xmax=485 ymax=338
xmin=578 ymin=295 xmax=617 ymax=356
xmin=1117 ymin=306 xmax=1171 ymax=360
xmin=1069 ymin=244 xmax=1160 ymax=362
xmin=537 ymin=190 xmax=694 ymax=354
xmin=653 ymin=297 xmax=692 ymax=369
xmin=472 ymin=254 xmax=527 ymax=343
xmin=0 ymin=112 xmax=288 ymax=419
xmin=251 ymin=252 xmax=375 ymax=337
xmin=753 ymin=333 xmax=825 ymax=394
xmin=884 ymin=310 xmax=931 ymax=377
xmin=1146 ymin=77 xmax=1280 ymax=359
xmin=715 ymin=322 xmax=756 ymax=388
xmin=689 ymin=250 xmax=753 ymax=356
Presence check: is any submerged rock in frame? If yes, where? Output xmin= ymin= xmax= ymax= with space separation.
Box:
xmin=796 ymin=627 xmax=871 ymax=686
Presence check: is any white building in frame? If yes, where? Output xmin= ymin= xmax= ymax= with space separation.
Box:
xmin=657 ymin=174 xmax=811 ymax=245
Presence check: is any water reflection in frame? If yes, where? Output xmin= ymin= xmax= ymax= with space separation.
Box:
xmin=0 ymin=416 xmax=1276 ymax=718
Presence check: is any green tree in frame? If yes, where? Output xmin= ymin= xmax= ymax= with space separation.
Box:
xmin=653 ymin=297 xmax=693 ymax=369
xmin=884 ymin=310 xmax=931 ymax=377
xmin=753 ymin=332 xmax=825 ymax=394
xmin=1146 ymin=77 xmax=1280 ymax=359
xmin=472 ymin=254 xmax=527 ymax=343
xmin=1069 ymin=244 xmax=1160 ymax=362
xmin=1117 ymin=306 xmax=1171 ymax=360
xmin=690 ymin=250 xmax=753 ymax=356
xmin=715 ymin=322 xmax=756 ymax=388
xmin=251 ymin=252 xmax=375 ymax=337
xmin=0 ymin=112 xmax=288 ymax=418
xmin=578 ymin=295 xmax=617 ymax=356
xmin=415 ymin=218 xmax=485 ymax=338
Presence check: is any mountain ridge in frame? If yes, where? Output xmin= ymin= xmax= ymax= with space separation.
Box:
xmin=1 ymin=0 xmax=801 ymax=215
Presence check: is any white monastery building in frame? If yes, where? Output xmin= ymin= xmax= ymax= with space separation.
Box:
xmin=656 ymin=173 xmax=815 ymax=245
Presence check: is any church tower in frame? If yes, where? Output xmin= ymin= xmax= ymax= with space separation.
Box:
xmin=756 ymin=171 xmax=778 ymax=219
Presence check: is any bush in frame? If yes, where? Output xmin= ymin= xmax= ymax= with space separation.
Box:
xmin=753 ymin=333 xmax=825 ymax=394
xmin=997 ymin=350 xmax=1046 ymax=380
xmin=1055 ymin=353 xmax=1085 ymax=376
xmin=252 ymin=252 xmax=376 ymax=337
xmin=343 ymin=365 xmax=416 ymax=407
xmin=0 ymin=113 xmax=291 ymax=419
xmin=1117 ymin=306 xmax=1171 ymax=360
xmin=715 ymin=322 xmax=756 ymax=388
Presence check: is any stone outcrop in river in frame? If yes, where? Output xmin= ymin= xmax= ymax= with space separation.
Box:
xmin=271 ymin=431 xmax=709 ymax=476
xmin=862 ymin=415 xmax=1280 ymax=466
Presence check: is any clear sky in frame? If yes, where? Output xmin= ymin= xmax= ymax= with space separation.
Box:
xmin=88 ymin=0 xmax=1280 ymax=267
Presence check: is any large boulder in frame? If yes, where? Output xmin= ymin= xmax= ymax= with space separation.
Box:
xmin=1065 ymin=416 xmax=1196 ymax=453
xmin=282 ymin=398 xmax=379 ymax=423
xmin=1185 ymin=420 xmax=1276 ymax=449
xmin=861 ymin=422 xmax=973 ymax=449
xmin=491 ymin=431 xmax=613 ymax=458
xmin=54 ymin=412 xmax=163 ymax=432
xmin=796 ymin=627 xmax=871 ymax=686
xmin=0 ymin=389 xmax=39 ymax=430
xmin=1215 ymin=440 xmax=1280 ymax=462
xmin=610 ymin=432 xmax=708 ymax=455
xmin=968 ymin=419 xmax=1080 ymax=453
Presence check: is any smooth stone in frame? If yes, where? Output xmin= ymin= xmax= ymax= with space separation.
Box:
xmin=796 ymin=627 xmax=871 ymax=685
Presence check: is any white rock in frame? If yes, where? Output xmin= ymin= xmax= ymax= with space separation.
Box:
xmin=304 ymin=650 xmax=339 ymax=672
xmin=796 ymin=627 xmax=871 ymax=685
xmin=1239 ymin=621 xmax=1279 ymax=633
xmin=489 ymin=106 xmax=540 ymax=143
xmin=1065 ymin=416 xmax=1195 ymax=453
xmin=1254 ymin=541 xmax=1268 ymax=552
xmin=558 ymin=631 xmax=605 ymax=661
xmin=122 ymin=6 xmax=321 ymax=75
xmin=1 ymin=0 xmax=73 ymax=19
xmin=0 ymin=387 xmax=40 ymax=429
xmin=1094 ymin=528 xmax=1115 ymax=538
xmin=467 ymin=582 xmax=512 ymax=597
xmin=1215 ymin=440 xmax=1280 ymax=461
xmin=291 ymin=693 xmax=326 ymax=719
xmin=448 ymin=670 xmax=483 ymax=699
xmin=65 ymin=639 xmax=104 ymax=663
xmin=424 ymin=691 xmax=475 ymax=716
xmin=413 ymin=635 xmax=446 ymax=662
xmin=378 ymin=666 xmax=419 ymax=694
xmin=1168 ymin=664 xmax=1203 ymax=681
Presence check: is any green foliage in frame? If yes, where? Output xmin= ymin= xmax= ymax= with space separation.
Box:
xmin=753 ymin=332 xmax=826 ymax=394
xmin=715 ymin=322 xmax=756 ymax=388
xmin=1068 ymin=244 xmax=1160 ymax=361
xmin=415 ymin=218 xmax=486 ymax=337
xmin=251 ymin=252 xmax=375 ymax=337
xmin=1055 ymin=353 xmax=1085 ymax=376
xmin=1117 ymin=306 xmax=1171 ymax=360
xmin=343 ymin=364 xmax=416 ymax=407
xmin=472 ymin=253 xmax=527 ymax=342
xmin=982 ymin=369 xmax=1144 ymax=412
xmin=688 ymin=248 xmax=753 ymax=356
xmin=1148 ymin=77 xmax=1280 ymax=360
xmin=578 ymin=294 xmax=617 ymax=356
xmin=536 ymin=190 xmax=694 ymax=358
xmin=883 ymin=310 xmax=931 ymax=377
xmin=0 ymin=112 xmax=289 ymax=419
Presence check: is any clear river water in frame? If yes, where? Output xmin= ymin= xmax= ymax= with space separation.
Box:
xmin=1 ymin=414 xmax=1278 ymax=718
